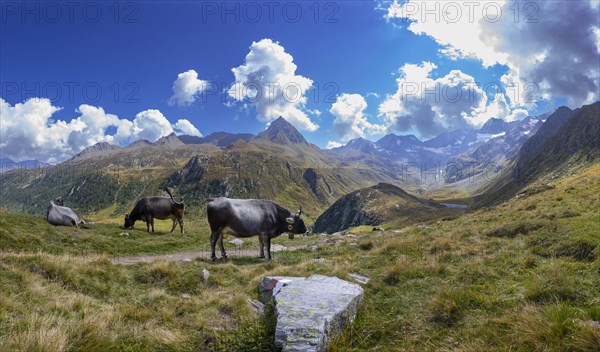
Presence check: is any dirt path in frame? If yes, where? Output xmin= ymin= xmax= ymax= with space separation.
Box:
xmin=111 ymin=245 xmax=308 ymax=265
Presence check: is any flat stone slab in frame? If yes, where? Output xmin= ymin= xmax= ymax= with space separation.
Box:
xmin=259 ymin=275 xmax=364 ymax=352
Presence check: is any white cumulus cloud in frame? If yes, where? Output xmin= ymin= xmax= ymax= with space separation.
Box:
xmin=378 ymin=62 xmax=528 ymax=138
xmin=326 ymin=140 xmax=343 ymax=149
xmin=0 ymin=98 xmax=201 ymax=163
xmin=330 ymin=93 xmax=385 ymax=141
xmin=385 ymin=0 xmax=600 ymax=107
xmin=228 ymin=38 xmax=319 ymax=132
xmin=168 ymin=69 xmax=210 ymax=106
xmin=173 ymin=119 xmax=202 ymax=136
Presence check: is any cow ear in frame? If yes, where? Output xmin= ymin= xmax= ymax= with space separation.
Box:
xmin=286 ymin=217 xmax=295 ymax=224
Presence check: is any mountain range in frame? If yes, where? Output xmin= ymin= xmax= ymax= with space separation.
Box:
xmin=0 ymin=158 xmax=48 ymax=173
xmin=1 ymin=103 xmax=598 ymax=232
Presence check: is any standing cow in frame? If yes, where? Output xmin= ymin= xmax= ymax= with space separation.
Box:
xmin=206 ymin=197 xmax=307 ymax=261
xmin=47 ymin=197 xmax=86 ymax=227
xmin=124 ymin=188 xmax=185 ymax=233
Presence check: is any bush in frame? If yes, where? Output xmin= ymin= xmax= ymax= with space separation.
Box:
xmin=486 ymin=222 xmax=544 ymax=238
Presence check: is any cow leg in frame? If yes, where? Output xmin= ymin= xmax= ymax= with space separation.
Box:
xmin=150 ymin=217 xmax=155 ymax=233
xmin=178 ymin=218 xmax=184 ymax=234
xmin=258 ymin=235 xmax=265 ymax=258
xmin=219 ymin=233 xmax=227 ymax=259
xmin=262 ymin=233 xmax=272 ymax=261
xmin=146 ymin=218 xmax=150 ymax=232
xmin=210 ymin=231 xmax=219 ymax=261
xmin=170 ymin=219 xmax=177 ymax=234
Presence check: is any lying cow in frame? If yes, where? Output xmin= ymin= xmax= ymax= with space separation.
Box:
xmin=47 ymin=197 xmax=86 ymax=228
xmin=206 ymin=197 xmax=307 ymax=261
xmin=124 ymin=188 xmax=185 ymax=233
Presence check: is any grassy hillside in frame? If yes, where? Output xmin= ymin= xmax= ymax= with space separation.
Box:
xmin=0 ymin=138 xmax=420 ymax=228
xmin=313 ymin=182 xmax=457 ymax=233
xmin=0 ymin=161 xmax=598 ymax=351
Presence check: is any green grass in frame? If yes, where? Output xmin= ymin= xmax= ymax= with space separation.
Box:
xmin=1 ymin=163 xmax=599 ymax=351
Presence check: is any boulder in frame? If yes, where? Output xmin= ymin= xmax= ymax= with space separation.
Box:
xmin=258 ymin=275 xmax=364 ymax=352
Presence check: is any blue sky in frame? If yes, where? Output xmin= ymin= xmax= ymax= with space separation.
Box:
xmin=1 ymin=1 xmax=598 ymax=162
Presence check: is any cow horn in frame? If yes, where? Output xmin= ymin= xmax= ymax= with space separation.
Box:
xmin=286 ymin=217 xmax=295 ymax=224
xmin=296 ymin=207 xmax=302 ymax=217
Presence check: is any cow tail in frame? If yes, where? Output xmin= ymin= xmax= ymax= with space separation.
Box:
xmin=164 ymin=187 xmax=184 ymax=205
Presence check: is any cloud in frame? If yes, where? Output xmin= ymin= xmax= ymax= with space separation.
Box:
xmin=228 ymin=38 xmax=319 ymax=132
xmin=481 ymin=0 xmax=600 ymax=107
xmin=168 ymin=69 xmax=210 ymax=106
xmin=129 ymin=109 xmax=174 ymax=142
xmin=330 ymin=93 xmax=385 ymax=141
xmin=326 ymin=140 xmax=343 ymax=149
xmin=385 ymin=0 xmax=600 ymax=107
xmin=173 ymin=119 xmax=202 ymax=136
xmin=386 ymin=0 xmax=507 ymax=67
xmin=378 ymin=61 xmax=527 ymax=138
xmin=0 ymin=98 xmax=201 ymax=163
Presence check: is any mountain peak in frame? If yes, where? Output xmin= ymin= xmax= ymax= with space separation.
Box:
xmin=256 ymin=117 xmax=308 ymax=145
xmin=479 ymin=117 xmax=509 ymax=134
xmin=126 ymin=139 xmax=152 ymax=149
xmin=70 ymin=142 xmax=120 ymax=161
xmin=154 ymin=133 xmax=184 ymax=146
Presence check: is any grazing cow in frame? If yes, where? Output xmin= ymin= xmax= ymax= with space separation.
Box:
xmin=206 ymin=197 xmax=307 ymax=261
xmin=47 ymin=197 xmax=86 ymax=228
xmin=124 ymin=188 xmax=185 ymax=233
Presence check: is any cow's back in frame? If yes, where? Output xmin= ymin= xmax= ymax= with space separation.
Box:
xmin=134 ymin=197 xmax=184 ymax=220
xmin=206 ymin=198 xmax=281 ymax=235
xmin=48 ymin=204 xmax=81 ymax=226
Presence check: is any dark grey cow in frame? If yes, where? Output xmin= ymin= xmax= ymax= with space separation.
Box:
xmin=206 ymin=198 xmax=307 ymax=261
xmin=124 ymin=188 xmax=185 ymax=233
xmin=47 ymin=197 xmax=86 ymax=227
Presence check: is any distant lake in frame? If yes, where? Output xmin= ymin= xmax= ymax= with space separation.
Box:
xmin=441 ymin=203 xmax=469 ymax=209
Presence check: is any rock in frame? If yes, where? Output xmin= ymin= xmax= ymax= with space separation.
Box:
xmin=182 ymin=258 xmax=192 ymax=263
xmin=202 ymin=268 xmax=210 ymax=284
xmin=229 ymin=238 xmax=244 ymax=246
xmin=346 ymin=234 xmax=358 ymax=238
xmin=180 ymin=294 xmax=191 ymax=299
xmin=332 ymin=231 xmax=346 ymax=236
xmin=348 ymin=273 xmax=370 ymax=284
xmin=312 ymin=258 xmax=325 ymax=263
xmin=258 ymin=276 xmax=302 ymax=303
xmin=311 ymin=245 xmax=318 ymax=252
xmin=271 ymin=244 xmax=287 ymax=252
xmin=258 ymin=275 xmax=364 ymax=352
xmin=119 ymin=232 xmax=129 ymax=237
xmin=248 ymin=299 xmax=265 ymax=317
xmin=372 ymin=227 xmax=384 ymax=232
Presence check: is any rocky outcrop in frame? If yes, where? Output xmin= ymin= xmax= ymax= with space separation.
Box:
xmin=302 ymin=168 xmax=332 ymax=201
xmin=167 ymin=155 xmax=207 ymax=186
xmin=313 ymin=183 xmax=444 ymax=233
xmin=259 ymin=275 xmax=364 ymax=352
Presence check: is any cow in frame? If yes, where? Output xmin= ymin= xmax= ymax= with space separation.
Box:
xmin=124 ymin=188 xmax=185 ymax=233
xmin=47 ymin=197 xmax=86 ymax=228
xmin=206 ymin=197 xmax=307 ymax=261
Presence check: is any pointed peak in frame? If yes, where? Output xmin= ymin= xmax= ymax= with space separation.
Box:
xmin=256 ymin=117 xmax=308 ymax=144
xmin=480 ymin=117 xmax=509 ymax=134
xmin=154 ymin=133 xmax=184 ymax=146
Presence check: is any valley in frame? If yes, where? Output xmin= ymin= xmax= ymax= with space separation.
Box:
xmin=1 ymin=102 xmax=599 ymax=351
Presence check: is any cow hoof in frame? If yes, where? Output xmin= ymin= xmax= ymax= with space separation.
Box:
xmin=258 ymin=255 xmax=265 ymax=259
xmin=222 ymin=255 xmax=228 ymax=259
xmin=211 ymin=257 xmax=217 ymax=262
